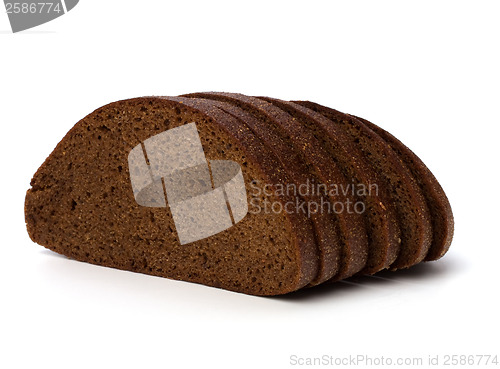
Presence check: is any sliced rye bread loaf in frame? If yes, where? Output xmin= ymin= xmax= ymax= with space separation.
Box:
xmin=263 ymin=98 xmax=401 ymax=275
xmin=293 ymin=101 xmax=433 ymax=270
xmin=350 ymin=115 xmax=454 ymax=261
xmin=183 ymin=92 xmax=369 ymax=281
xmin=179 ymin=96 xmax=341 ymax=285
xmin=25 ymin=96 xmax=320 ymax=296
xmin=25 ymin=93 xmax=453 ymax=295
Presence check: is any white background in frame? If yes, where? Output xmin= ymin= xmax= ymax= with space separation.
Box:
xmin=1 ymin=1 xmax=499 ymax=368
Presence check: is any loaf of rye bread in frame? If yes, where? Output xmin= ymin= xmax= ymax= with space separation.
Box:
xmin=25 ymin=93 xmax=454 ymax=295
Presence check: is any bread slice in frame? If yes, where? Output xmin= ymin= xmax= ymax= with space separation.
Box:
xmin=293 ymin=101 xmax=433 ymax=270
xmin=183 ymin=93 xmax=370 ymax=281
xmin=350 ymin=115 xmax=454 ymax=261
xmin=25 ymin=96 xmax=320 ymax=296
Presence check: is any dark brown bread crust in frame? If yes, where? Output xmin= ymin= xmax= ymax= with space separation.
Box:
xmin=293 ymin=101 xmax=433 ymax=269
xmin=350 ymin=115 xmax=454 ymax=260
xmin=270 ymin=99 xmax=401 ymax=275
xmin=25 ymin=97 xmax=319 ymax=295
xmin=183 ymin=92 xmax=369 ymax=281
